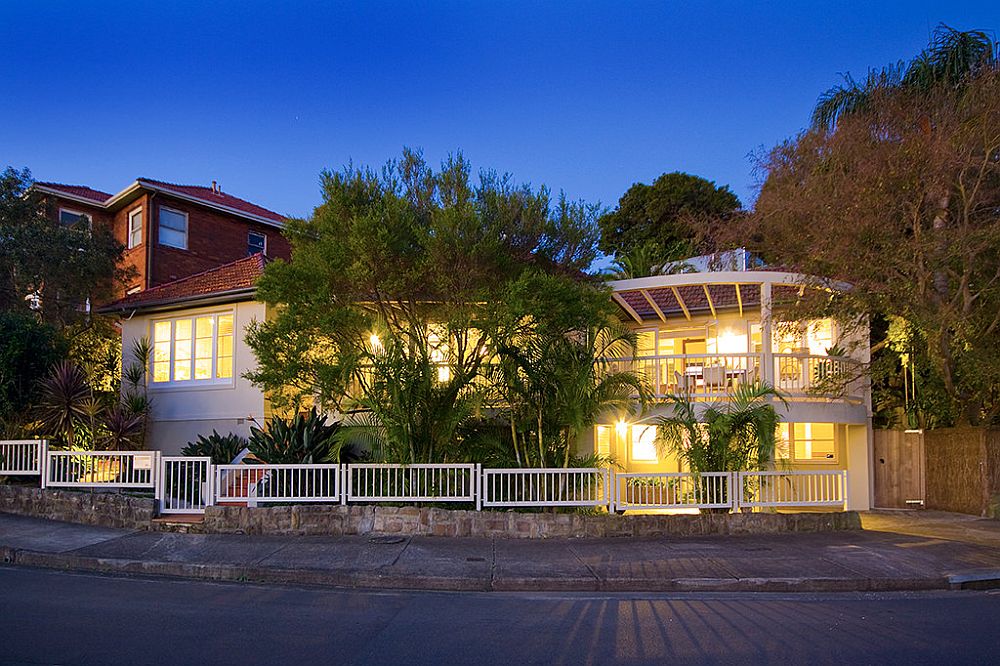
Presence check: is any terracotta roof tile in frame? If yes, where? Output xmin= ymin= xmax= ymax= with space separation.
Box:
xmin=35 ymin=182 xmax=113 ymax=203
xmin=137 ymin=178 xmax=286 ymax=223
xmin=100 ymin=253 xmax=267 ymax=312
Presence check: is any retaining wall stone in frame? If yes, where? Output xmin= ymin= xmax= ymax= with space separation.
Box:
xmin=0 ymin=485 xmax=155 ymax=530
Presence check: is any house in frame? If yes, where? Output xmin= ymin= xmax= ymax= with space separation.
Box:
xmin=97 ymin=249 xmax=874 ymax=510
xmin=31 ymin=178 xmax=292 ymax=299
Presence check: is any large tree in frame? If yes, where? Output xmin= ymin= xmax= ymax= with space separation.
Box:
xmin=743 ymin=27 xmax=1000 ymax=425
xmin=0 ymin=167 xmax=130 ymax=327
xmin=598 ymin=171 xmax=741 ymax=272
xmin=246 ymin=150 xmax=632 ymax=464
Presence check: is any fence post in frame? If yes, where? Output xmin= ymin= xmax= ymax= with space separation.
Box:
xmin=730 ymin=471 xmax=740 ymax=513
xmin=607 ymin=468 xmax=616 ymax=514
xmin=340 ymin=465 xmax=349 ymax=506
xmin=842 ymin=470 xmax=849 ymax=511
xmin=155 ymin=454 xmax=164 ymax=513
xmin=38 ymin=440 xmax=48 ymax=489
xmin=475 ymin=463 xmax=482 ymax=511
xmin=205 ymin=461 xmax=215 ymax=508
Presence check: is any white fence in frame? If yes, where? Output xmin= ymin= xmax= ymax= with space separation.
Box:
xmin=616 ymin=472 xmax=734 ymax=511
xmin=346 ymin=464 xmax=478 ymax=505
xmin=45 ymin=450 xmax=159 ymax=489
xmin=481 ymin=468 xmax=610 ymax=508
xmin=1 ymin=440 xmax=850 ymax=514
xmin=0 ymin=440 xmax=45 ymax=475
xmin=738 ymin=470 xmax=847 ymax=508
xmin=215 ymin=464 xmax=342 ymax=506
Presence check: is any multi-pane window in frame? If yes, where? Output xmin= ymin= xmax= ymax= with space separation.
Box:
xmin=128 ymin=208 xmax=143 ymax=249
xmin=158 ymin=206 xmax=188 ymax=249
xmin=776 ymin=423 xmax=837 ymax=462
xmin=152 ymin=312 xmax=235 ymax=385
xmin=248 ymin=231 xmax=266 ymax=256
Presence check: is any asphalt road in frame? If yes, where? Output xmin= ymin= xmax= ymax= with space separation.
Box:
xmin=1 ymin=567 xmax=998 ymax=665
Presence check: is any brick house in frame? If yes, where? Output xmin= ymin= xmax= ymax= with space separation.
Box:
xmin=31 ymin=178 xmax=291 ymax=300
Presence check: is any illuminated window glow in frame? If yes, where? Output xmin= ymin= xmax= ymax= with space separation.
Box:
xmin=776 ymin=422 xmax=837 ymax=462
xmin=631 ymin=425 xmax=658 ymax=462
xmin=151 ymin=312 xmax=235 ymax=385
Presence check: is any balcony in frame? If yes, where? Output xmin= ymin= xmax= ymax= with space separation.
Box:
xmin=605 ymin=353 xmax=864 ymax=401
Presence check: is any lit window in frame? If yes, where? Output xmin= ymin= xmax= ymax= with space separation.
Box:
xmin=158 ymin=207 xmax=188 ymax=249
xmin=631 ymin=425 xmax=658 ymax=462
xmin=776 ymin=423 xmax=837 ymax=462
xmin=151 ymin=312 xmax=235 ymax=385
xmin=428 ymin=327 xmax=450 ymax=382
xmin=128 ymin=208 xmax=143 ymax=249
xmin=248 ymin=231 xmax=266 ymax=256
xmin=59 ymin=208 xmax=89 ymax=228
xmin=596 ymin=425 xmax=612 ymax=457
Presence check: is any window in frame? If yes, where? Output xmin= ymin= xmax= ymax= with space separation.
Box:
xmin=158 ymin=207 xmax=188 ymax=249
xmin=128 ymin=208 xmax=143 ymax=249
xmin=59 ymin=208 xmax=89 ymax=228
xmin=776 ymin=423 xmax=837 ymax=462
xmin=151 ymin=312 xmax=235 ymax=386
xmin=631 ymin=425 xmax=658 ymax=462
xmin=248 ymin=231 xmax=266 ymax=256
xmin=596 ymin=425 xmax=612 ymax=457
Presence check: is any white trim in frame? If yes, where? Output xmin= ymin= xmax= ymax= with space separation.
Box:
xmin=158 ymin=205 xmax=189 ymax=250
xmin=607 ymin=271 xmax=851 ymax=293
xmin=106 ymin=180 xmax=286 ymax=229
xmin=247 ymin=230 xmax=267 ymax=256
xmin=34 ymin=185 xmax=109 ymax=207
xmin=149 ymin=309 xmax=236 ymax=389
xmin=127 ymin=206 xmax=143 ymax=249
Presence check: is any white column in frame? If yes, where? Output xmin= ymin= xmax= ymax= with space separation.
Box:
xmin=760 ymin=281 xmax=774 ymax=386
xmin=845 ymin=422 xmax=873 ymax=510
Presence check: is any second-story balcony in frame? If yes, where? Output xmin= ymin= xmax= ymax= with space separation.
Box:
xmin=605 ymin=352 xmax=864 ymax=401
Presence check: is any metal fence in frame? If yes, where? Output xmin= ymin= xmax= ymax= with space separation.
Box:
xmin=0 ymin=440 xmax=45 ymax=475
xmin=615 ymin=472 xmax=734 ymax=511
xmin=481 ymin=467 xmax=610 ymax=508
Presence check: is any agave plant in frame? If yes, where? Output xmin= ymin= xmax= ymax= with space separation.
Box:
xmin=35 ymin=361 xmax=91 ymax=448
xmin=248 ymin=408 xmax=343 ymax=464
xmin=102 ymin=404 xmax=145 ymax=450
xmin=182 ymin=430 xmax=248 ymax=465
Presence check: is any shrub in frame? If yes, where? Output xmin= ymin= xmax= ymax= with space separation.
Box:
xmin=248 ymin=408 xmax=343 ymax=464
xmin=0 ymin=312 xmax=65 ymax=430
xmin=182 ymin=430 xmax=248 ymax=465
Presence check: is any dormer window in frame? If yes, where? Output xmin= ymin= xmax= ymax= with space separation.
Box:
xmin=248 ymin=231 xmax=266 ymax=256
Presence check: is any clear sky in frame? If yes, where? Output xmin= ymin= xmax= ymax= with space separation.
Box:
xmin=2 ymin=1 xmax=998 ymax=219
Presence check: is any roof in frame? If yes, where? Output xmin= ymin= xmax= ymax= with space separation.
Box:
xmin=33 ymin=178 xmax=287 ymax=227
xmin=34 ymin=182 xmax=113 ymax=204
xmin=99 ymin=253 xmax=267 ymax=314
xmin=135 ymin=178 xmax=286 ymax=224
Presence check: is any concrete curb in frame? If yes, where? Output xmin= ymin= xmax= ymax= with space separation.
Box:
xmin=0 ymin=545 xmax=959 ymax=593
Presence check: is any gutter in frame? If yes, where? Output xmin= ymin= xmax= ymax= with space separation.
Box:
xmin=96 ymin=287 xmax=257 ymax=317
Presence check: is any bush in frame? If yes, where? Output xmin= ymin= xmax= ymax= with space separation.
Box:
xmin=248 ymin=408 xmax=343 ymax=464
xmin=182 ymin=430 xmax=248 ymax=465
xmin=0 ymin=312 xmax=65 ymax=431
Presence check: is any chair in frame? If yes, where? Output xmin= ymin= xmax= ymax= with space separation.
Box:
xmin=702 ymin=365 xmax=727 ymax=391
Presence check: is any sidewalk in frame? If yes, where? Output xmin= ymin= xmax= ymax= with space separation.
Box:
xmin=2 ymin=510 xmax=1000 ymax=592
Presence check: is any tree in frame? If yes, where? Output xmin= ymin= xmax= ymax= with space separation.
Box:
xmin=0 ymin=311 xmax=66 ymax=434
xmin=247 ymin=150 xmax=613 ymax=463
xmin=0 ymin=167 xmax=131 ymax=327
xmin=744 ymin=35 xmax=1000 ymax=425
xmin=598 ymin=172 xmax=741 ymax=268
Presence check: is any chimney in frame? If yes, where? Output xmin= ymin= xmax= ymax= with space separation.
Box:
xmin=211 ymin=180 xmax=219 ymax=194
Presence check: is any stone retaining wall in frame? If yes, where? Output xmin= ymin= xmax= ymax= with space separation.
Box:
xmin=202 ymin=504 xmax=861 ymax=538
xmin=0 ymin=485 xmax=155 ymax=530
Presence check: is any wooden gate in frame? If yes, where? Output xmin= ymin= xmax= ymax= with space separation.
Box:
xmin=873 ymin=429 xmax=925 ymax=508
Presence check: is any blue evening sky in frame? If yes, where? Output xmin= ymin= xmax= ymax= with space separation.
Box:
xmin=2 ymin=1 xmax=998 ymax=219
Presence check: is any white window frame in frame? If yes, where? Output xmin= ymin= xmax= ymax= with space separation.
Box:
xmin=58 ymin=207 xmax=90 ymax=228
xmin=247 ymin=230 xmax=267 ymax=256
xmin=127 ymin=207 xmax=143 ymax=249
xmin=149 ymin=310 xmax=236 ymax=389
xmin=158 ymin=206 xmax=189 ymax=250
xmin=776 ymin=422 xmax=839 ymax=464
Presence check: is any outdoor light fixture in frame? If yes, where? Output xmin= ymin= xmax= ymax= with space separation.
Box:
xmin=368 ymin=333 xmax=382 ymax=350
xmin=616 ymin=419 xmax=629 ymax=438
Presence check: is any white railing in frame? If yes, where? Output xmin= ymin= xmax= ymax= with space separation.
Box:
xmin=45 ymin=450 xmax=159 ymax=489
xmin=481 ymin=468 xmax=610 ymax=508
xmin=607 ymin=353 xmax=763 ymax=398
xmin=773 ymin=354 xmax=861 ymax=398
xmin=159 ymin=456 xmax=214 ymax=514
xmin=738 ymin=470 xmax=847 ymax=508
xmin=616 ymin=472 xmax=734 ymax=510
xmin=215 ymin=464 xmax=342 ymax=505
xmin=346 ymin=464 xmax=478 ymax=504
xmin=0 ymin=440 xmax=45 ymax=475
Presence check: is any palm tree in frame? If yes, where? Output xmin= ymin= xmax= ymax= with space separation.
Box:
xmin=812 ymin=24 xmax=998 ymax=130
xmin=656 ymin=382 xmax=786 ymax=475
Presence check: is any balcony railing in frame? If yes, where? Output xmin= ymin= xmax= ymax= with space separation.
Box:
xmin=605 ymin=353 xmax=863 ymax=400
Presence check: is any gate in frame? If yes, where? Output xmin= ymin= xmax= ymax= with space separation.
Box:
xmin=158 ymin=456 xmax=213 ymax=514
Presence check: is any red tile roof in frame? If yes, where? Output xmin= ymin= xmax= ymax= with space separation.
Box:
xmin=34 ymin=182 xmax=113 ymax=203
xmin=137 ymin=178 xmax=286 ymax=223
xmin=100 ymin=253 xmax=267 ymax=312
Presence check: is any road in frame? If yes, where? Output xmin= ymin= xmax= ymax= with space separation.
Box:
xmin=1 ymin=567 xmax=998 ymax=665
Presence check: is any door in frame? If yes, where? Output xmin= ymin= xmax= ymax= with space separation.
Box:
xmin=873 ymin=430 xmax=925 ymax=508
xmin=159 ymin=456 xmax=213 ymax=514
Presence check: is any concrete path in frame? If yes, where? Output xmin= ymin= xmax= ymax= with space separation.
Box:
xmin=2 ymin=511 xmax=1000 ymax=592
